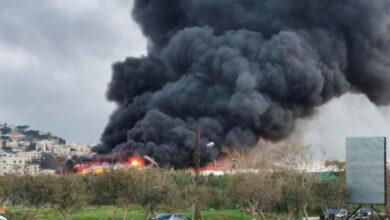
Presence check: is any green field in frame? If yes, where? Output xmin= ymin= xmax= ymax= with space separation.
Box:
xmin=4 ymin=206 xmax=282 ymax=220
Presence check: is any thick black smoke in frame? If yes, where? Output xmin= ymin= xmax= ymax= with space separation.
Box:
xmin=93 ymin=0 xmax=390 ymax=168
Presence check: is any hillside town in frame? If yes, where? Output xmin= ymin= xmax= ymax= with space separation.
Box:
xmin=0 ymin=123 xmax=92 ymax=175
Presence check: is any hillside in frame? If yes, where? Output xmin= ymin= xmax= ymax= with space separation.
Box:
xmin=0 ymin=123 xmax=91 ymax=175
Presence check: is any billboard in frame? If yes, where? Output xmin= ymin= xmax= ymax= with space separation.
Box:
xmin=346 ymin=137 xmax=386 ymax=204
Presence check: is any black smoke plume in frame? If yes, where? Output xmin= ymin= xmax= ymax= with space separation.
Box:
xmin=92 ymin=0 xmax=390 ymax=168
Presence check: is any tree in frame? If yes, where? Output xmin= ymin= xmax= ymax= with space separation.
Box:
xmin=262 ymin=144 xmax=316 ymax=220
xmin=50 ymin=175 xmax=89 ymax=220
xmin=279 ymin=172 xmax=315 ymax=220
xmin=0 ymin=175 xmax=18 ymax=218
xmin=0 ymin=175 xmax=11 ymax=207
xmin=0 ymin=175 xmax=56 ymax=219
xmin=1 ymin=127 xmax=11 ymax=135
xmin=114 ymin=169 xmax=142 ymax=220
xmin=138 ymin=169 xmax=178 ymax=220
xmin=182 ymin=184 xmax=211 ymax=220
xmin=228 ymin=171 xmax=279 ymax=219
xmin=170 ymin=170 xmax=194 ymax=188
xmin=312 ymin=179 xmax=350 ymax=212
xmin=22 ymin=175 xmax=57 ymax=219
xmin=89 ymin=171 xmax=120 ymax=220
xmin=16 ymin=125 xmax=29 ymax=133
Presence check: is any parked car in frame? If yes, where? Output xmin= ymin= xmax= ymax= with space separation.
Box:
xmin=151 ymin=214 xmax=191 ymax=220
xmin=320 ymin=209 xmax=348 ymax=220
xmin=0 ymin=215 xmax=7 ymax=220
xmin=354 ymin=207 xmax=371 ymax=219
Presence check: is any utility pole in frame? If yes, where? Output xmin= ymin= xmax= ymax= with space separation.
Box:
xmin=194 ymin=126 xmax=200 ymax=185
xmin=193 ymin=126 xmax=203 ymax=220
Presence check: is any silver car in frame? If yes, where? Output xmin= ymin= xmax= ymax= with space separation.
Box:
xmin=151 ymin=214 xmax=191 ymax=220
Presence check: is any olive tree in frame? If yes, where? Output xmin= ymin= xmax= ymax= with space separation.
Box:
xmin=22 ymin=175 xmax=56 ymax=219
xmin=0 ymin=175 xmax=9 ymax=206
xmin=115 ymin=169 xmax=143 ymax=220
xmin=262 ymin=144 xmax=316 ymax=220
xmin=228 ymin=171 xmax=279 ymax=219
xmin=0 ymin=175 xmax=57 ymax=219
xmin=279 ymin=172 xmax=315 ymax=220
xmin=0 ymin=175 xmax=14 ymax=215
xmin=312 ymin=179 xmax=350 ymax=212
xmin=89 ymin=171 xmax=122 ymax=219
xmin=182 ymin=184 xmax=211 ymax=220
xmin=138 ymin=169 xmax=178 ymax=220
xmin=90 ymin=169 xmax=140 ymax=220
xmin=50 ymin=175 xmax=89 ymax=220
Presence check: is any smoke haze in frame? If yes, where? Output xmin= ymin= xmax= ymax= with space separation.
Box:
xmin=93 ymin=0 xmax=390 ymax=168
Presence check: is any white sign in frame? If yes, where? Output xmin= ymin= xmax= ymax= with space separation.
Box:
xmin=346 ymin=137 xmax=386 ymax=204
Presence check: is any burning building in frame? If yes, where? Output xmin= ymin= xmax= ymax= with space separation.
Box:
xmin=69 ymin=154 xmax=158 ymax=175
xmin=84 ymin=0 xmax=390 ymax=169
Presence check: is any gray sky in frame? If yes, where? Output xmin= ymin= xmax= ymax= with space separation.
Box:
xmin=0 ymin=1 xmax=389 ymax=159
xmin=300 ymin=93 xmax=390 ymax=160
xmin=0 ymin=0 xmax=146 ymax=143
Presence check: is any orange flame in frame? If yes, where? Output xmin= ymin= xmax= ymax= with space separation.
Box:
xmin=131 ymin=160 xmax=140 ymax=166
xmin=199 ymin=155 xmax=231 ymax=172
xmin=93 ymin=168 xmax=104 ymax=175
xmin=124 ymin=156 xmax=144 ymax=168
xmin=81 ymin=169 xmax=91 ymax=175
xmin=75 ymin=155 xmax=145 ymax=175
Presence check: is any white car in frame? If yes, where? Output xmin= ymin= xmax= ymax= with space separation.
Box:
xmin=0 ymin=215 xmax=7 ymax=220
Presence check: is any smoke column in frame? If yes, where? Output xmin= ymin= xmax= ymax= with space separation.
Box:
xmin=92 ymin=0 xmax=390 ymax=168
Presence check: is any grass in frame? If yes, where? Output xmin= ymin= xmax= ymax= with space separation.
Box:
xmin=3 ymin=206 xmax=284 ymax=220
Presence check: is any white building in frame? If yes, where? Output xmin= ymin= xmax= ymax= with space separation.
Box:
xmin=26 ymin=164 xmax=40 ymax=176
xmin=0 ymin=153 xmax=26 ymax=166
xmin=0 ymin=152 xmax=42 ymax=175
xmin=36 ymin=140 xmax=55 ymax=152
xmin=4 ymin=140 xmax=18 ymax=148
xmin=52 ymin=145 xmax=71 ymax=156
xmin=16 ymin=151 xmax=41 ymax=161
xmin=0 ymin=153 xmax=26 ymax=175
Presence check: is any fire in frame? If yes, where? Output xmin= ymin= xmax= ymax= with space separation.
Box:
xmin=199 ymin=155 xmax=231 ymax=172
xmin=73 ymin=154 xmax=145 ymax=175
xmin=124 ymin=156 xmax=144 ymax=168
xmin=81 ymin=169 xmax=91 ymax=175
xmin=131 ymin=160 xmax=141 ymax=167
xmin=93 ymin=168 xmax=104 ymax=175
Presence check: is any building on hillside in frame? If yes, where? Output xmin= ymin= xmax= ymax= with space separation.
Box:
xmin=0 ymin=152 xmax=42 ymax=175
xmin=0 ymin=153 xmax=25 ymax=175
xmin=16 ymin=151 xmax=41 ymax=161
xmin=5 ymin=131 xmax=26 ymax=140
xmin=18 ymin=140 xmax=30 ymax=148
xmin=36 ymin=140 xmax=55 ymax=151
xmin=26 ymin=164 xmax=40 ymax=176
xmin=52 ymin=145 xmax=71 ymax=156
xmin=70 ymin=144 xmax=90 ymax=152
xmin=0 ymin=153 xmax=26 ymax=165
xmin=4 ymin=139 xmax=18 ymax=148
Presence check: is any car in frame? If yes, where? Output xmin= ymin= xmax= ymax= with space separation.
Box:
xmin=0 ymin=215 xmax=7 ymax=220
xmin=335 ymin=209 xmax=349 ymax=219
xmin=151 ymin=214 xmax=191 ymax=220
xmin=354 ymin=207 xmax=371 ymax=219
xmin=320 ymin=209 xmax=348 ymax=220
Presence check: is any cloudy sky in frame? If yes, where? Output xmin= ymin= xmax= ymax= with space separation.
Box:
xmin=0 ymin=0 xmax=146 ymax=144
xmin=0 ymin=0 xmax=389 ymax=159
